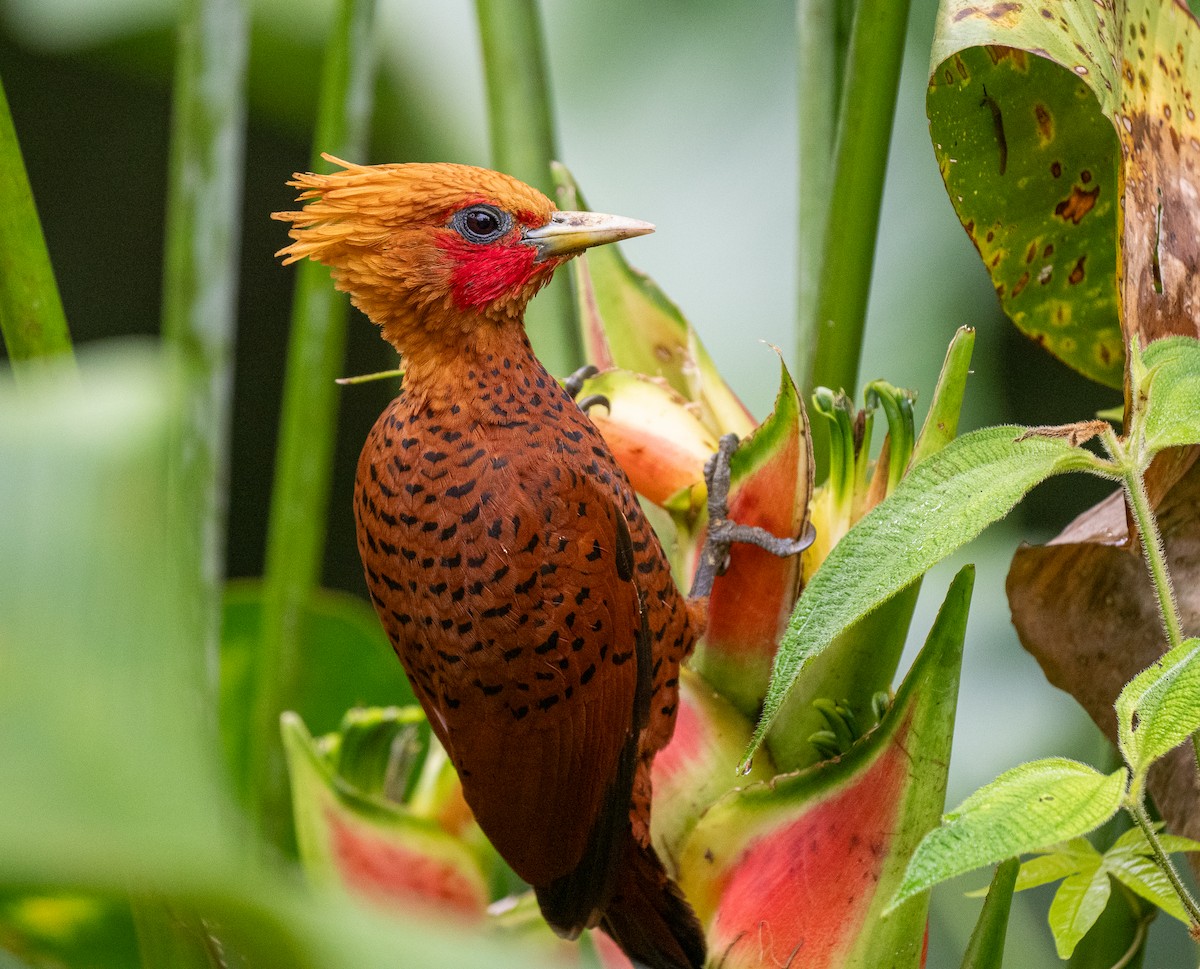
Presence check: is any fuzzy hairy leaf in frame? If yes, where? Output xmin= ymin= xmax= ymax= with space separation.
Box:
xmin=1141 ymin=336 xmax=1200 ymax=452
xmin=1047 ymin=863 xmax=1110 ymax=959
xmin=1116 ymin=637 xmax=1200 ymax=776
xmin=749 ymin=426 xmax=1096 ymax=757
xmin=892 ymin=758 xmax=1127 ymax=909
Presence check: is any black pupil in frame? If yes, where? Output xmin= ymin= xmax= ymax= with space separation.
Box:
xmin=466 ymin=209 xmax=500 ymax=237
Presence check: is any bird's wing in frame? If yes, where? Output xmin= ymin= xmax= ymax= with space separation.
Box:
xmin=426 ymin=463 xmax=648 ymax=918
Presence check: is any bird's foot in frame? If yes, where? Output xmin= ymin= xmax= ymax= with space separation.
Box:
xmin=563 ymin=363 xmax=610 ymax=414
xmin=689 ymin=433 xmax=816 ymax=599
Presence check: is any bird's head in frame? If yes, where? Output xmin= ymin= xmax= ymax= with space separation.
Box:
xmin=273 ymin=156 xmax=653 ymax=354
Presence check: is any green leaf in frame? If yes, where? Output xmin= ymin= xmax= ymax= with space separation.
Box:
xmin=1013 ymin=838 xmax=1100 ymax=892
xmin=891 ymin=758 xmax=1127 ymax=910
xmin=1140 ymin=336 xmax=1200 ymax=452
xmin=1104 ymin=823 xmax=1200 ymax=925
xmin=748 ymin=425 xmax=1097 ymax=757
xmin=0 ymin=76 xmax=73 ymax=374
xmin=1115 ymin=637 xmax=1200 ymax=776
xmin=1048 ymin=864 xmax=1110 ymax=959
xmin=928 ymin=1 xmax=1200 ymax=384
xmin=960 ymin=857 xmax=1019 ymax=969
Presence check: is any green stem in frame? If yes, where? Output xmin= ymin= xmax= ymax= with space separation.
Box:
xmin=161 ymin=0 xmax=249 ymax=682
xmin=248 ymin=0 xmax=379 ymax=848
xmin=796 ymin=0 xmax=839 ymax=372
xmin=1121 ymin=461 xmax=1184 ymax=651
xmin=474 ymin=0 xmax=579 ymax=375
xmin=0 ymin=72 xmax=74 ymax=375
xmin=1127 ymin=798 xmax=1200 ymax=928
xmin=805 ymin=0 xmax=911 ymax=401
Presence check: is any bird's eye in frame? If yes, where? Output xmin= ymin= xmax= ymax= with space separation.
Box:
xmin=452 ymin=204 xmax=511 ymax=244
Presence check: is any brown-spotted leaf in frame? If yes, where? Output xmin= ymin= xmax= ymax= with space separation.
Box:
xmin=1007 ymin=458 xmax=1200 ymax=877
xmin=928 ymin=0 xmax=1200 ymax=388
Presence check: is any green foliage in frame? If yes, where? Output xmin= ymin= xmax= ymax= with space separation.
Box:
xmin=1139 ymin=336 xmax=1200 ymax=451
xmin=1115 ymin=638 xmax=1200 ymax=780
xmin=891 ymin=759 xmax=1128 ymax=912
xmin=748 ymin=425 xmax=1098 ymax=761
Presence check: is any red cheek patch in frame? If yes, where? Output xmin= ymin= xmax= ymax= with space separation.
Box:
xmin=437 ymin=230 xmax=547 ymax=310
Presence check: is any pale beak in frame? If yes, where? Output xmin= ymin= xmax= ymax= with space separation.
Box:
xmin=522 ymin=210 xmax=655 ymax=262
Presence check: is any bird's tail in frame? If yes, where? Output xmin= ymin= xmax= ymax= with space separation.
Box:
xmin=600 ymin=839 xmax=706 ymax=969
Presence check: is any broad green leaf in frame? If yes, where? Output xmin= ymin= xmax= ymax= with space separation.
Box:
xmin=1115 ymin=637 xmax=1200 ymax=775
xmin=911 ymin=325 xmax=975 ymax=467
xmin=679 ymin=567 xmax=972 ymax=969
xmin=748 ymin=425 xmax=1096 ymax=756
xmin=1048 ymin=864 xmax=1110 ymax=958
xmin=891 ymin=758 xmax=1127 ymax=909
xmin=960 ymin=857 xmax=1019 ymax=969
xmin=0 ymin=892 xmax=138 ymax=969
xmin=0 ymin=346 xmax=239 ymax=890
xmin=694 ymin=358 xmax=812 ymax=715
xmin=928 ymin=0 xmax=1200 ymax=385
xmin=1140 ymin=336 xmax=1200 ymax=452
xmin=1013 ymin=838 xmax=1100 ymax=892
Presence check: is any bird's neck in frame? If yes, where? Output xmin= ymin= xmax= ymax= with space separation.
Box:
xmin=396 ymin=313 xmax=550 ymax=415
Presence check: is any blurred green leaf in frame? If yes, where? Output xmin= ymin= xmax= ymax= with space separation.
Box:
xmin=749 ymin=425 xmax=1098 ymax=758
xmin=1115 ymin=637 xmax=1200 ymax=777
xmin=221 ymin=582 xmax=414 ymax=792
xmin=1013 ymin=839 xmax=1099 ymax=892
xmin=892 ymin=759 xmax=1127 ymax=910
xmin=960 ymin=857 xmax=1019 ymax=969
xmin=0 ymin=892 xmax=138 ymax=969
xmin=0 ymin=74 xmax=73 ymax=375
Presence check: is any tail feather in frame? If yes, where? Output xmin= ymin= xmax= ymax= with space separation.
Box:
xmin=600 ymin=840 xmax=706 ymax=969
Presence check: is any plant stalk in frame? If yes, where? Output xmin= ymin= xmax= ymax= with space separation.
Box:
xmin=249 ymin=0 xmax=378 ymax=849
xmin=474 ymin=0 xmax=579 ymax=375
xmin=1127 ymin=798 xmax=1200 ymax=928
xmin=161 ymin=0 xmax=249 ymax=687
xmin=1121 ymin=461 xmax=1184 ymax=651
xmin=805 ymin=0 xmax=911 ymax=401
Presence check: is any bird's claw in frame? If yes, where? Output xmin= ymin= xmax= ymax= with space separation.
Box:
xmin=689 ymin=433 xmax=816 ymax=599
xmin=563 ymin=364 xmax=599 ymax=400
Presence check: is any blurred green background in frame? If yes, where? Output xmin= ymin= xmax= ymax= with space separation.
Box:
xmin=2 ymin=0 xmax=1187 ymax=962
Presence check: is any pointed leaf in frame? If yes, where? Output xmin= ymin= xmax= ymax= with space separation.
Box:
xmin=1116 ymin=637 xmax=1200 ymax=776
xmin=1105 ymin=847 xmax=1197 ymax=925
xmin=750 ymin=426 xmax=1097 ymax=756
xmin=693 ymin=359 xmax=813 ymax=714
xmin=960 ymin=857 xmax=1019 ymax=969
xmin=911 ymin=325 xmax=975 ymax=467
xmin=892 ymin=759 xmax=1127 ymax=909
xmin=282 ymin=713 xmax=490 ymax=919
xmin=1047 ymin=864 xmax=1110 ymax=959
xmin=679 ymin=567 xmax=972 ymax=969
